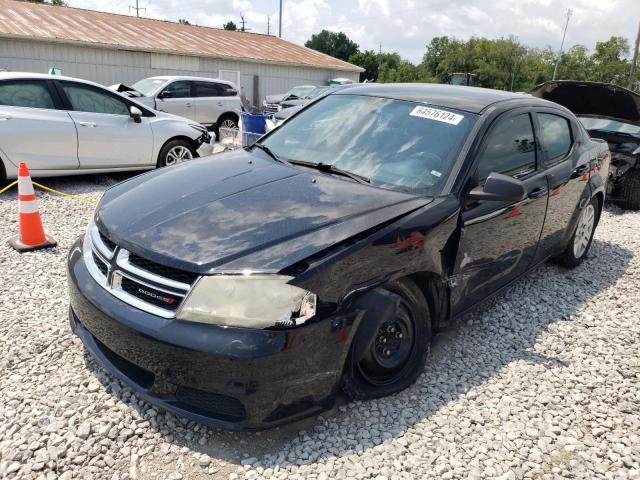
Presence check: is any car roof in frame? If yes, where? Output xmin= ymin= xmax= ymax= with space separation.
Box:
xmin=332 ymin=83 xmax=556 ymax=114
xmin=144 ymin=75 xmax=235 ymax=86
xmin=0 ymin=71 xmax=104 ymax=86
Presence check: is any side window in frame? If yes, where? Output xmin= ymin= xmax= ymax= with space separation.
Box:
xmin=62 ymin=83 xmax=129 ymax=115
xmin=477 ymin=113 xmax=536 ymax=182
xmin=0 ymin=80 xmax=55 ymax=109
xmin=160 ymin=81 xmax=191 ymax=98
xmin=219 ymin=84 xmax=238 ymax=97
xmin=538 ymin=113 xmax=572 ymax=163
xmin=193 ymin=81 xmax=221 ymax=97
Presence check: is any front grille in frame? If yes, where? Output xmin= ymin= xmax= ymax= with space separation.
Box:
xmin=175 ymin=386 xmax=246 ymax=422
xmin=128 ymin=254 xmax=199 ymax=285
xmin=99 ymin=230 xmax=116 ymax=252
xmin=92 ymin=252 xmax=108 ymax=276
xmin=263 ymin=104 xmax=280 ymax=114
xmin=120 ymin=277 xmax=182 ymax=311
xmin=93 ymin=335 xmax=155 ymax=389
xmin=86 ymin=221 xmax=197 ymax=318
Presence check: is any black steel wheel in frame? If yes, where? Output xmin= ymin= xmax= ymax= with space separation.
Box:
xmin=342 ymin=278 xmax=432 ymax=400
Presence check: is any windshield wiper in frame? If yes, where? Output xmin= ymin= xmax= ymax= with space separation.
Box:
xmin=251 ymin=143 xmax=289 ymax=164
xmin=288 ymin=159 xmax=370 ymax=184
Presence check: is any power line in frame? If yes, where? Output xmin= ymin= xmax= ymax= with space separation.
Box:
xmin=128 ymin=0 xmax=146 ymax=17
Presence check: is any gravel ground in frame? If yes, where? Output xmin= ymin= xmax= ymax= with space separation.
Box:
xmin=1 ymin=172 xmax=640 ymax=480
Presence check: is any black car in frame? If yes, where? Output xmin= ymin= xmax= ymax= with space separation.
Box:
xmin=68 ymin=84 xmax=609 ymax=429
xmin=531 ymin=80 xmax=640 ymax=210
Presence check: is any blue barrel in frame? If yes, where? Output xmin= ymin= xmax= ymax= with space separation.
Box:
xmin=241 ymin=112 xmax=267 ymax=134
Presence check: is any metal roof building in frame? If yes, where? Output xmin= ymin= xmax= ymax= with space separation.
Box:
xmin=0 ymin=0 xmax=363 ymax=106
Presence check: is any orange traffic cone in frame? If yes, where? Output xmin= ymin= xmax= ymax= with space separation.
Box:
xmin=8 ymin=163 xmax=57 ymax=252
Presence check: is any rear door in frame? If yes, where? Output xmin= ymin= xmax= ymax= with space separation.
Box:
xmin=533 ymin=109 xmax=592 ymax=260
xmin=451 ymin=110 xmax=549 ymax=316
xmin=0 ymin=79 xmax=78 ymax=170
xmin=58 ymin=81 xmax=153 ymax=169
xmin=155 ymin=81 xmax=194 ymax=120
xmin=192 ymin=81 xmax=230 ymax=125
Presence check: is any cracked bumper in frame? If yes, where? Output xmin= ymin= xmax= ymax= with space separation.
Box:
xmin=67 ymin=239 xmax=359 ymax=429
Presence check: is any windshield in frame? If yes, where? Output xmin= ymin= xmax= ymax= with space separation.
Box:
xmin=261 ymin=94 xmax=477 ymax=194
xmin=308 ymin=86 xmax=330 ymax=99
xmin=286 ymin=86 xmax=316 ymax=99
xmin=579 ymin=117 xmax=640 ymax=137
xmin=132 ymin=78 xmax=168 ymax=96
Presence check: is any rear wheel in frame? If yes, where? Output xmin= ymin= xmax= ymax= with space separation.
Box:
xmin=555 ymin=197 xmax=598 ymax=268
xmin=614 ymin=169 xmax=640 ymax=210
xmin=342 ymin=278 xmax=432 ymax=400
xmin=157 ymin=139 xmax=197 ymax=168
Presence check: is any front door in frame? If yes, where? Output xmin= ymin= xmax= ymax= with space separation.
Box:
xmin=451 ymin=111 xmax=549 ymax=316
xmin=155 ymin=81 xmax=195 ymax=121
xmin=59 ymin=81 xmax=153 ymax=169
xmin=0 ymin=79 xmax=78 ymax=171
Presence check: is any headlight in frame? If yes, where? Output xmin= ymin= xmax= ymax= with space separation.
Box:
xmin=189 ymin=123 xmax=207 ymax=134
xmin=177 ymin=275 xmax=316 ymax=329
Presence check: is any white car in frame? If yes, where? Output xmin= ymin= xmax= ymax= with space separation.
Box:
xmin=117 ymin=76 xmax=242 ymax=134
xmin=0 ymin=73 xmax=214 ymax=183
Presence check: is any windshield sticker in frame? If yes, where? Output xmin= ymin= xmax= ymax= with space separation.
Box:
xmin=410 ymin=106 xmax=464 ymax=125
xmin=430 ymin=170 xmax=442 ymax=178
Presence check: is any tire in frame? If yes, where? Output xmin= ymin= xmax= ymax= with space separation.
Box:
xmin=214 ymin=113 xmax=239 ymax=140
xmin=614 ymin=169 xmax=640 ymax=210
xmin=555 ymin=197 xmax=598 ymax=268
xmin=157 ymin=139 xmax=197 ymax=168
xmin=342 ymin=278 xmax=432 ymax=401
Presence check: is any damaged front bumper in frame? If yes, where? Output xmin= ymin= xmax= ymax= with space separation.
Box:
xmin=67 ymin=240 xmax=359 ymax=429
xmin=195 ymin=132 xmax=214 ymax=157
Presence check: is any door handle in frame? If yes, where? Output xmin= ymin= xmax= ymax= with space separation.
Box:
xmin=185 ymin=103 xmax=192 ymax=107
xmin=0 ymin=113 xmax=11 ymax=120
xmin=78 ymin=121 xmax=97 ymax=127
xmin=528 ymin=187 xmax=548 ymax=199
xmin=217 ymin=101 xmax=223 ymax=106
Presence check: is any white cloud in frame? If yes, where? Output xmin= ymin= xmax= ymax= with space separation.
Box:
xmin=69 ymin=0 xmax=639 ymax=63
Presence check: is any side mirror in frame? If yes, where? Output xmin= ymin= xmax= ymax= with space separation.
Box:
xmin=129 ymin=105 xmax=142 ymax=123
xmin=467 ymin=172 xmax=526 ymax=203
xmin=158 ymin=90 xmax=171 ymax=100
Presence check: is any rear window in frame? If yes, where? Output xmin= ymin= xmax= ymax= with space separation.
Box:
xmin=538 ymin=113 xmax=572 ymax=162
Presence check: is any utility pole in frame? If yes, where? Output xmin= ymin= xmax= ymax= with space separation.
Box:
xmin=278 ymin=0 xmax=282 ymax=38
xmin=240 ymin=15 xmax=247 ymax=32
xmin=629 ymin=20 xmax=640 ymax=90
xmin=129 ymin=0 xmax=145 ymax=17
xmin=267 ymin=16 xmax=270 ymax=35
xmin=552 ymin=8 xmax=572 ymax=80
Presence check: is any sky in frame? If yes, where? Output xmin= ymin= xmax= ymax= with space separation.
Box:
xmin=71 ymin=0 xmax=639 ymax=63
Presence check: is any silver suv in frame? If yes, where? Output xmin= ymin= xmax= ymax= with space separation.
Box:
xmin=126 ymin=76 xmax=242 ymax=134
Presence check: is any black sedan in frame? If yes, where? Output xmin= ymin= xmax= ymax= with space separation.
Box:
xmin=67 ymin=84 xmax=610 ymax=429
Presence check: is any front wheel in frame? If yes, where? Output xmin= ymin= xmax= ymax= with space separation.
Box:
xmin=342 ymin=278 xmax=432 ymax=400
xmin=613 ymin=169 xmax=640 ymax=210
xmin=555 ymin=197 xmax=598 ymax=268
xmin=157 ymin=139 xmax=197 ymax=168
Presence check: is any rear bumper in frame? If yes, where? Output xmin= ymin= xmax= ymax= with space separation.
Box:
xmin=67 ymin=239 xmax=359 ymax=429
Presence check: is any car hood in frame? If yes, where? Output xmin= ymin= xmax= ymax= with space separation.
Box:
xmin=96 ymin=151 xmax=431 ymax=273
xmin=531 ymin=81 xmax=640 ymax=126
xmin=265 ymin=94 xmax=286 ymax=104
xmin=281 ymin=99 xmax=306 ymax=108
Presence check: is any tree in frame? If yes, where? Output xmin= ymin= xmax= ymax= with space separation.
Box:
xmin=305 ymin=30 xmax=359 ymax=62
xmin=591 ymin=36 xmax=631 ymax=84
xmin=419 ymin=36 xmax=451 ymax=82
xmin=223 ymin=21 xmax=237 ymax=31
xmin=178 ymin=19 xmax=191 ymax=25
xmin=348 ymin=50 xmax=379 ymax=82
